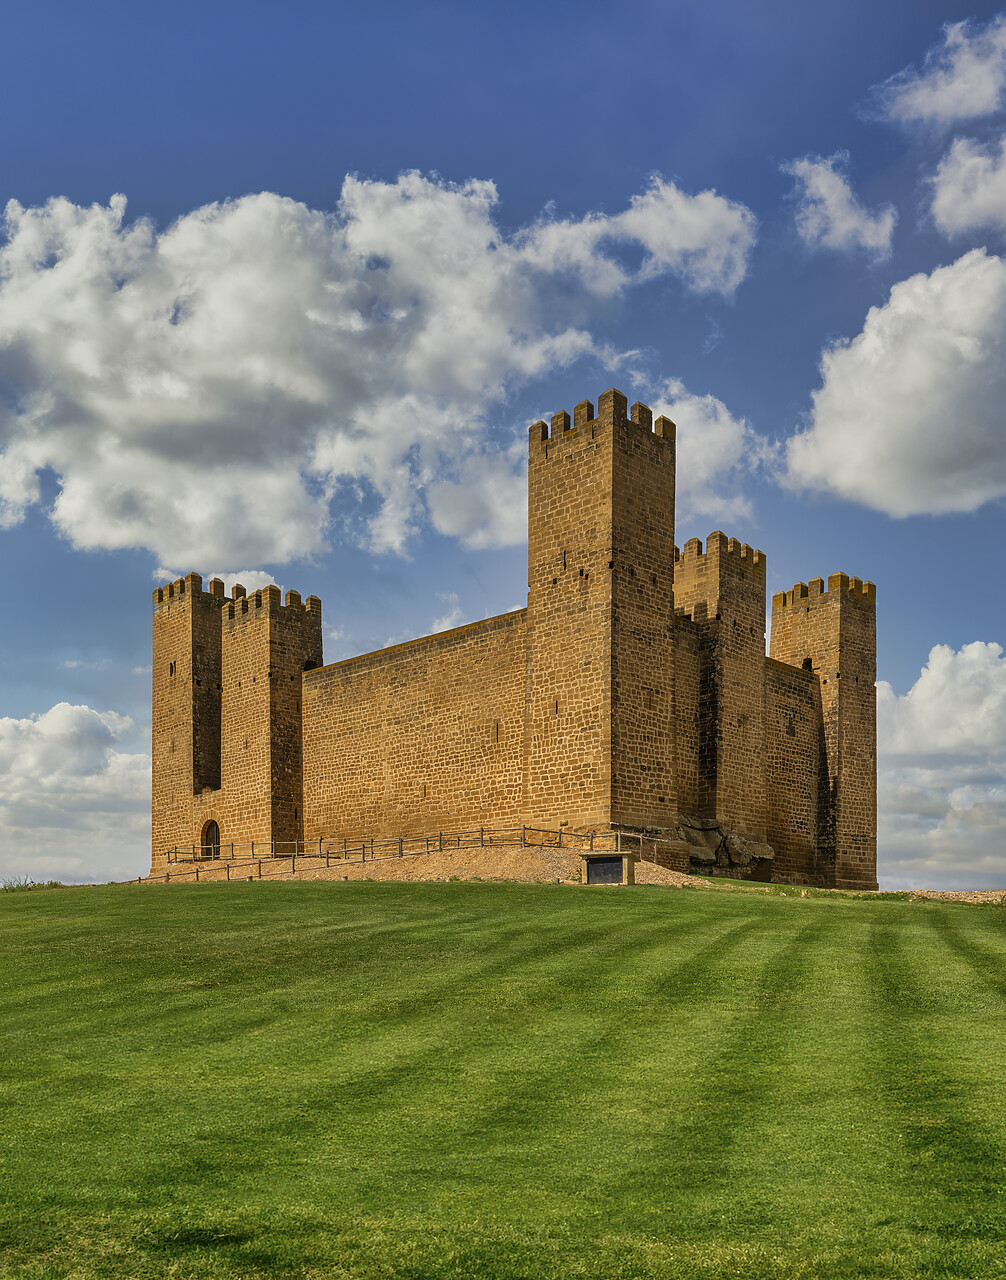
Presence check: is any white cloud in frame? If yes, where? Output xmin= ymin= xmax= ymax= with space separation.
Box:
xmin=203 ymin=571 xmax=281 ymax=597
xmin=783 ymin=154 xmax=896 ymax=259
xmin=878 ymin=642 xmax=1006 ymax=889
xmin=0 ymin=174 xmax=756 ymax=573
xmin=931 ymin=132 xmax=1006 ymax=234
xmin=431 ymin=592 xmax=465 ymax=633
xmin=0 ymin=703 xmax=150 ymax=884
xmin=427 ymin=438 xmax=528 ymax=549
xmin=786 ymin=248 xmax=1006 ymax=516
xmin=649 ymin=378 xmax=771 ymax=526
xmin=871 ymin=15 xmax=1006 ymax=126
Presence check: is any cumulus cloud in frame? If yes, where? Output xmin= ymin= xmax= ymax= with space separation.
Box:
xmin=649 ymin=378 xmax=771 ymax=525
xmin=0 ymin=174 xmax=756 ymax=573
xmin=783 ymin=154 xmax=896 ymax=259
xmin=430 ymin=592 xmax=465 ymax=633
xmin=426 ymin=438 xmax=528 ymax=549
xmin=786 ymin=249 xmax=1006 ymax=516
xmin=870 ymin=14 xmax=1006 ymax=126
xmin=878 ymin=642 xmax=1006 ymax=889
xmin=931 ymin=132 xmax=1006 ymax=234
xmin=192 ymin=570 xmax=282 ymax=596
xmin=0 ymin=703 xmax=150 ymax=884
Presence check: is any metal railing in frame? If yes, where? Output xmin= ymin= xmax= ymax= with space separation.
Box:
xmin=137 ymin=826 xmax=665 ymax=886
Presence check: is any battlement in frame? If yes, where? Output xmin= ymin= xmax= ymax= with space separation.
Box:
xmin=152 ymin=573 xmax=320 ymax=620
xmin=674 ymin=532 xmax=766 ymax=584
xmin=224 ymin=583 xmax=321 ymax=622
xmin=771 ymin=573 xmax=876 ymax=614
xmin=152 ymin=572 xmax=217 ymax=608
xmin=150 ymin=378 xmax=878 ymax=892
xmin=529 ymin=387 xmax=675 ymax=448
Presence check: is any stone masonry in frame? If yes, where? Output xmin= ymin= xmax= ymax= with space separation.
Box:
xmin=150 ymin=387 xmax=878 ymax=889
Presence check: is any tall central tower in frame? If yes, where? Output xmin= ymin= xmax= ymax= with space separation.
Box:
xmin=522 ymin=387 xmax=678 ymax=831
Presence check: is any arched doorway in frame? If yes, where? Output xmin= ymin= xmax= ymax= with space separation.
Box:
xmin=201 ymin=820 xmax=221 ymax=860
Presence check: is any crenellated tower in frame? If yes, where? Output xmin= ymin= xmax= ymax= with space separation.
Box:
xmin=150 ymin=574 xmax=322 ymax=871
xmin=219 ymin=584 xmax=323 ymax=852
xmin=148 ymin=383 xmax=877 ymax=891
xmin=672 ymin=534 xmax=767 ymax=840
xmin=523 ymin=388 xmax=678 ymax=831
xmin=150 ymin=574 xmax=225 ymax=864
xmin=770 ymin=575 xmax=877 ymax=889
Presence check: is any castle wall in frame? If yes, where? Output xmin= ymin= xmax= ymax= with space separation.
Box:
xmin=302 ymin=610 xmax=527 ymax=840
xmin=764 ymin=657 xmax=824 ymax=884
xmin=671 ymin=616 xmax=703 ymax=815
xmin=149 ymin=384 xmax=878 ymax=892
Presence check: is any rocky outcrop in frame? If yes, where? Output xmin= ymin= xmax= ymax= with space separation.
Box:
xmin=677 ymin=813 xmax=775 ymax=877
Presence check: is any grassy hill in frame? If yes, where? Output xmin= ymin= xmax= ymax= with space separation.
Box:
xmin=3 ymin=879 xmax=1006 ymax=1279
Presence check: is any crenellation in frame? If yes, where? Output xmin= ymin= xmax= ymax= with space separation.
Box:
xmin=653 ymin=415 xmax=675 ymax=440
xmin=150 ymin=384 xmax=876 ymax=889
xmin=630 ymin=401 xmax=652 ymax=430
xmin=777 ymin=575 xmax=877 ymax=610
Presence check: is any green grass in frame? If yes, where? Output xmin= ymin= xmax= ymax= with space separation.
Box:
xmin=3 ymin=880 xmax=1006 ymax=1279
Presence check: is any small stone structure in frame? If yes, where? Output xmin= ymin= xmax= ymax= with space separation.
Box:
xmin=150 ymin=387 xmax=877 ymax=889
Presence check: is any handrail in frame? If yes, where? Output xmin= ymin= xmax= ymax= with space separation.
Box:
xmin=164 ymin=824 xmax=639 ymax=864
xmin=138 ymin=825 xmax=667 ymax=886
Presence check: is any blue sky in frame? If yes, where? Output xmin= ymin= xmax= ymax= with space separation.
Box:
xmin=3 ymin=0 xmax=1006 ymax=887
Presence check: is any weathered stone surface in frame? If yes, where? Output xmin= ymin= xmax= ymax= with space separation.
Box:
xmin=149 ymin=384 xmax=877 ymax=892
xmin=747 ymin=842 xmax=776 ymax=862
xmin=679 ymin=813 xmax=721 ymax=831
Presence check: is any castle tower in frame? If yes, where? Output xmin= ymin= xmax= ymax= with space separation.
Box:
xmin=672 ymin=534 xmax=768 ymax=840
xmin=219 ymin=585 xmax=323 ymax=852
xmin=523 ymin=388 xmax=678 ymax=831
xmin=151 ymin=576 xmax=322 ymax=870
xmin=770 ymin=575 xmax=877 ymax=889
xmin=151 ymin=574 xmax=225 ymax=864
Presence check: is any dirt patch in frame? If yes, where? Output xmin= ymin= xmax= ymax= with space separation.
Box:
xmin=879 ymin=888 xmax=1006 ymax=905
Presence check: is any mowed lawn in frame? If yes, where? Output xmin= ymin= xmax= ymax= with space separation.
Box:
xmin=3 ymin=881 xmax=1006 ymax=1279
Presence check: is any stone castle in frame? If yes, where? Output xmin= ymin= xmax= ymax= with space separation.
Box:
xmin=151 ymin=387 xmax=877 ymax=889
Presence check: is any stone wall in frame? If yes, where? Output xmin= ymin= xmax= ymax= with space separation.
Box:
xmin=672 ymin=535 xmax=768 ymax=841
xmin=770 ymin=576 xmax=877 ymax=889
xmin=764 ymin=656 xmax=823 ymax=884
xmin=302 ymin=611 xmax=527 ymax=840
xmin=150 ymin=575 xmax=321 ymax=875
xmin=522 ymin=389 xmax=678 ymax=831
xmin=150 ymin=385 xmax=878 ymax=891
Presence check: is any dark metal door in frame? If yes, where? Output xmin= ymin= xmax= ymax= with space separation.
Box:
xmin=586 ymin=857 xmax=622 ymax=884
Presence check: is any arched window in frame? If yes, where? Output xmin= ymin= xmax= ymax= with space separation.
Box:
xmin=201 ymin=820 xmax=220 ymax=860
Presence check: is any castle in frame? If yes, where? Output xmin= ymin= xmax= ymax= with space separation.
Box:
xmin=151 ymin=387 xmax=877 ymax=889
